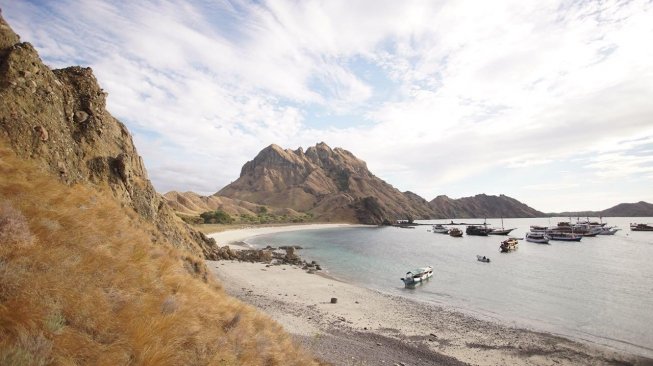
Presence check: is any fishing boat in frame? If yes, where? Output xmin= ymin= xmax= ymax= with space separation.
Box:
xmin=499 ymin=238 xmax=518 ymax=252
xmin=400 ymin=266 xmax=434 ymax=287
xmin=598 ymin=227 xmax=620 ymax=235
xmin=547 ymin=232 xmax=582 ymax=241
xmin=630 ymin=223 xmax=653 ymax=231
xmin=432 ymin=224 xmax=449 ymax=234
xmin=488 ymin=217 xmax=516 ymax=235
xmin=476 ymin=255 xmax=490 ymax=263
xmin=466 ymin=225 xmax=491 ymax=236
xmin=448 ymin=228 xmax=463 ymax=237
xmin=525 ymin=232 xmax=550 ymax=244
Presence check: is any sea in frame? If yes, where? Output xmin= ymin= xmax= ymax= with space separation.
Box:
xmin=246 ymin=217 xmax=653 ymax=358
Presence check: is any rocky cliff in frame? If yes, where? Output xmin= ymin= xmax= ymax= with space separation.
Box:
xmin=217 ymin=143 xmax=434 ymax=224
xmin=429 ymin=194 xmax=544 ymax=218
xmin=164 ymin=191 xmax=302 ymax=217
xmin=0 ymin=13 xmax=218 ymax=258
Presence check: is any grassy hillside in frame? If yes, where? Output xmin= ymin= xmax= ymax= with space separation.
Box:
xmin=0 ymin=143 xmax=319 ymax=365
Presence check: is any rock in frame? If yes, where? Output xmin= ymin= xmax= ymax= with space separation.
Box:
xmin=33 ymin=125 xmax=48 ymax=142
xmin=330 ymin=297 xmax=338 ymax=304
xmin=73 ymin=110 xmax=89 ymax=123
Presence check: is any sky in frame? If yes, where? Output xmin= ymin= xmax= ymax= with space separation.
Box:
xmin=2 ymin=0 xmax=652 ymax=212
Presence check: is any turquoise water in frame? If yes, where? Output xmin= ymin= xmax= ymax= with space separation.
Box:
xmin=247 ymin=217 xmax=653 ymax=358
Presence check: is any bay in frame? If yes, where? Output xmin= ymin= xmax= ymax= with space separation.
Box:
xmin=247 ymin=217 xmax=653 ymax=358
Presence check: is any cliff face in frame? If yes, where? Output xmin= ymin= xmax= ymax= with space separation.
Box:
xmin=0 ymin=13 xmax=217 ymax=258
xmin=217 ymin=143 xmax=434 ymax=224
xmin=430 ymin=194 xmax=544 ymax=218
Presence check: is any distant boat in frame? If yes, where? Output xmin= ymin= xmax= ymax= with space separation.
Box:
xmin=630 ymin=223 xmax=653 ymax=231
xmin=548 ymin=232 xmax=582 ymax=241
xmin=466 ymin=225 xmax=491 ymax=236
xmin=488 ymin=217 xmax=516 ymax=235
xmin=525 ymin=232 xmax=550 ymax=244
xmin=598 ymin=227 xmax=620 ymax=235
xmin=449 ymin=228 xmax=463 ymax=237
xmin=476 ymin=255 xmax=490 ymax=263
xmin=432 ymin=224 xmax=449 ymax=234
xmin=499 ymin=238 xmax=519 ymax=252
xmin=401 ymin=266 xmax=434 ymax=287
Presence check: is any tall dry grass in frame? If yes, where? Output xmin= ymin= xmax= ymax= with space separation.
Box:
xmin=0 ymin=143 xmax=321 ymax=365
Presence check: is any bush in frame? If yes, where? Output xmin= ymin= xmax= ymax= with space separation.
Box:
xmin=199 ymin=209 xmax=234 ymax=224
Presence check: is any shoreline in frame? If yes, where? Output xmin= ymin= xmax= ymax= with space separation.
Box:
xmin=207 ymin=225 xmax=651 ymax=365
xmin=207 ymin=223 xmax=369 ymax=249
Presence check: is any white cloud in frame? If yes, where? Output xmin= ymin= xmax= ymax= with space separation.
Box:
xmin=1 ymin=0 xmax=652 ymax=211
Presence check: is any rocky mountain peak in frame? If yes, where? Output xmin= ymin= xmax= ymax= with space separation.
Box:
xmin=0 ymin=13 xmax=217 ymax=258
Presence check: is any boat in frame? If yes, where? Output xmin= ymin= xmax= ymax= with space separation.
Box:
xmin=466 ymin=225 xmax=491 ymax=236
xmin=400 ymin=266 xmax=434 ymax=287
xmin=598 ymin=227 xmax=620 ymax=235
xmin=488 ymin=228 xmax=516 ymax=235
xmin=488 ymin=217 xmax=517 ymax=235
xmin=476 ymin=255 xmax=490 ymax=263
xmin=547 ymin=232 xmax=582 ymax=241
xmin=525 ymin=232 xmax=550 ymax=244
xmin=499 ymin=238 xmax=519 ymax=252
xmin=630 ymin=223 xmax=653 ymax=231
xmin=448 ymin=228 xmax=463 ymax=237
xmin=432 ymin=224 xmax=449 ymax=234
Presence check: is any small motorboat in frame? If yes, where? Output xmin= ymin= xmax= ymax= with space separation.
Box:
xmin=525 ymin=232 xmax=550 ymax=244
xmin=476 ymin=255 xmax=490 ymax=263
xmin=466 ymin=225 xmax=491 ymax=236
xmin=432 ymin=224 xmax=449 ymax=234
xmin=500 ymin=238 xmax=519 ymax=252
xmin=401 ymin=266 xmax=434 ymax=287
xmin=448 ymin=228 xmax=463 ymax=237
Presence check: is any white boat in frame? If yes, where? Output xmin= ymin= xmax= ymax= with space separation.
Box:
xmin=432 ymin=224 xmax=449 ymax=234
xmin=598 ymin=227 xmax=620 ymax=235
xmin=525 ymin=232 xmax=550 ymax=244
xmin=476 ymin=255 xmax=490 ymax=263
xmin=401 ymin=266 xmax=434 ymax=287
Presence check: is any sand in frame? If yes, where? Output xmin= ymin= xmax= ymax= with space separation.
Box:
xmin=208 ymin=223 xmax=365 ymax=249
xmin=208 ymin=225 xmax=650 ymax=366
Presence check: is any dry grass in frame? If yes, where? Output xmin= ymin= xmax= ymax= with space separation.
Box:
xmin=0 ymin=143 xmax=321 ymax=365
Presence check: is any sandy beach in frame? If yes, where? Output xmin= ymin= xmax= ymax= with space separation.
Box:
xmin=208 ymin=226 xmax=651 ymax=366
xmin=208 ymin=223 xmax=365 ymax=249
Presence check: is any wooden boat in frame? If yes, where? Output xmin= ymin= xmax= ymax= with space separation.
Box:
xmin=466 ymin=225 xmax=491 ymax=236
xmin=448 ymin=228 xmax=463 ymax=237
xmin=548 ymin=232 xmax=582 ymax=241
xmin=432 ymin=224 xmax=449 ymax=234
xmin=488 ymin=218 xmax=516 ymax=235
xmin=499 ymin=238 xmax=518 ymax=252
xmin=630 ymin=223 xmax=653 ymax=231
xmin=401 ymin=266 xmax=434 ymax=287
xmin=476 ymin=255 xmax=490 ymax=263
xmin=525 ymin=232 xmax=550 ymax=244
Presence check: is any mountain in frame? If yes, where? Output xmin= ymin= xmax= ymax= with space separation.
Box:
xmin=0 ymin=13 xmax=217 ymax=258
xmin=164 ymin=191 xmax=301 ymax=217
xmin=553 ymin=201 xmax=653 ymax=217
xmin=217 ymin=142 xmax=434 ymax=224
xmin=429 ymin=194 xmax=544 ymax=218
xmin=0 ymin=13 xmax=318 ymax=365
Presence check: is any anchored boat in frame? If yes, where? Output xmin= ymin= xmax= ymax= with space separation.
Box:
xmin=476 ymin=255 xmax=490 ymax=263
xmin=449 ymin=228 xmax=463 ymax=237
xmin=525 ymin=232 xmax=550 ymax=244
xmin=499 ymin=238 xmax=519 ymax=252
xmin=401 ymin=266 xmax=433 ymax=287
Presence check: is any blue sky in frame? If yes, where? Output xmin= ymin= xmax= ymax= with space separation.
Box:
xmin=2 ymin=0 xmax=652 ymax=212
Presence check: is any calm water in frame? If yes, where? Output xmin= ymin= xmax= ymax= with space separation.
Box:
xmin=247 ymin=217 xmax=653 ymax=358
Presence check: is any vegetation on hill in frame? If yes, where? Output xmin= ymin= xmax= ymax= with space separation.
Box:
xmin=0 ymin=144 xmax=320 ymax=364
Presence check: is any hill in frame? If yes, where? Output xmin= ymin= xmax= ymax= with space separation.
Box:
xmin=0 ymin=13 xmax=319 ymax=365
xmin=553 ymin=201 xmax=653 ymax=217
xmin=217 ymin=143 xmax=434 ymax=224
xmin=429 ymin=194 xmax=544 ymax=218
xmin=0 ymin=13 xmax=216 ymax=259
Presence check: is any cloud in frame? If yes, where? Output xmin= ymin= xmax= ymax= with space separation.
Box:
xmin=1 ymin=0 xmax=652 ymax=210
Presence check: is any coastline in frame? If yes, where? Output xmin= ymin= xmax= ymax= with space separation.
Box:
xmin=207 ymin=223 xmax=368 ymax=249
xmin=207 ymin=225 xmax=650 ymax=365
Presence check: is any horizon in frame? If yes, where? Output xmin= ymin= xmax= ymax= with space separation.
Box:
xmin=3 ymin=1 xmax=652 ymax=212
